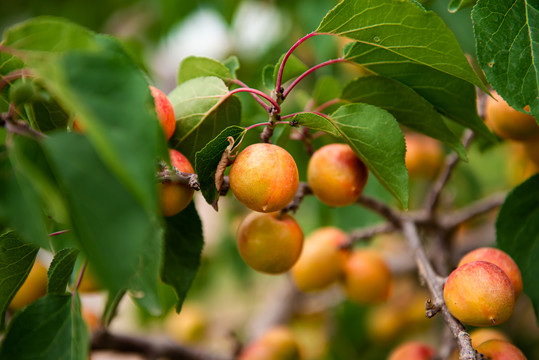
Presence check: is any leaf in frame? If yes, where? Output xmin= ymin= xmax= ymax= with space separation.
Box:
xmin=177 ymin=56 xmax=234 ymax=84
xmin=319 ymin=0 xmax=493 ymax=140
xmin=263 ymin=54 xmax=309 ymax=90
xmin=0 ymin=231 xmax=39 ymax=329
xmin=223 ymin=56 xmax=240 ymax=79
xmin=42 ymin=133 xmax=162 ymax=311
xmin=341 ymin=76 xmax=466 ymax=159
xmin=47 ymin=248 xmax=79 ymax=295
xmin=169 ymin=76 xmax=242 ymax=163
xmin=0 ymin=294 xmax=88 ymax=360
xmin=195 ymin=125 xmax=246 ymax=205
xmin=313 ymin=76 xmax=343 ymax=108
xmin=448 ymin=0 xmax=476 ymax=13
xmin=496 ymin=174 xmax=539 ymax=322
xmin=472 ymin=0 xmax=539 ymax=118
xmin=294 ymin=104 xmax=408 ymax=208
xmin=0 ymin=150 xmax=50 ymax=249
xmin=161 ymin=202 xmax=204 ymax=312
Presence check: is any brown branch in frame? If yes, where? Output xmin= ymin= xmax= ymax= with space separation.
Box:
xmin=344 ymin=222 xmax=395 ymax=248
xmin=440 ymin=192 xmax=506 ymax=230
xmin=401 ymin=221 xmax=477 ymax=360
xmin=281 ymin=182 xmax=312 ymax=214
xmin=91 ymin=330 xmax=233 ymax=360
xmin=356 ymin=195 xmax=401 ymax=227
xmin=1 ymin=110 xmax=46 ymax=140
xmin=424 ymin=130 xmax=474 ymax=214
xmin=156 ymin=162 xmax=200 ymax=191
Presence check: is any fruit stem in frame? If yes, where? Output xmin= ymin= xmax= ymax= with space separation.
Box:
xmin=48 ymin=229 xmax=71 ymax=237
xmin=73 ymin=260 xmax=88 ymax=293
xmin=314 ymin=98 xmax=343 ymax=113
xmin=230 ymin=79 xmax=270 ymax=112
xmin=244 ymin=121 xmax=293 ymax=132
xmin=228 ymin=87 xmax=280 ymax=113
xmin=282 ymin=58 xmax=347 ymax=99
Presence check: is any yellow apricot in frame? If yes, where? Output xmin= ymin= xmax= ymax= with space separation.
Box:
xmin=405 ymin=133 xmax=444 ymax=179
xmin=307 ymin=143 xmax=368 ymax=207
xmin=239 ymin=326 xmax=301 ymax=360
xmin=444 ymin=261 xmax=515 ymax=326
xmin=9 ymin=260 xmax=48 ymax=310
xmin=237 ymin=212 xmax=303 ymax=274
xmin=476 ymin=339 xmax=526 ymax=360
xmin=291 ymin=227 xmax=348 ymax=292
xmin=165 ymin=303 xmax=207 ymax=344
xmin=158 ymin=149 xmax=195 ymax=217
xmin=229 ymin=143 xmax=299 ymax=213
xmin=469 ymin=328 xmax=510 ymax=349
xmin=342 ymin=249 xmax=392 ymax=304
xmin=388 ymin=341 xmax=435 ymax=360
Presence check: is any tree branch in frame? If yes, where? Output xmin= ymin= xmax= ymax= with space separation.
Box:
xmin=440 ymin=192 xmax=506 ymax=230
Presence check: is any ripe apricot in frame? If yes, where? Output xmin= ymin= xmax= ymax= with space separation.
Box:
xmin=388 ymin=341 xmax=435 ymax=360
xmin=342 ymin=249 xmax=392 ymax=304
xmin=237 ymin=212 xmax=303 ymax=274
xmin=159 ymin=149 xmax=195 ymax=217
xmin=77 ymin=267 xmax=102 ymax=293
xmin=150 ymin=85 xmax=176 ymax=140
xmin=165 ymin=303 xmax=207 ymax=344
xmin=485 ymin=91 xmax=539 ymax=141
xmin=239 ymin=326 xmax=301 ymax=360
xmin=522 ymin=139 xmax=539 ymax=168
xmin=9 ymin=260 xmax=48 ymax=310
xmin=458 ymin=247 xmax=523 ymax=299
xmin=444 ymin=261 xmax=515 ymax=326
xmin=307 ymin=143 xmax=368 ymax=207
xmin=469 ymin=328 xmax=510 ymax=349
xmin=291 ymin=227 xmax=348 ymax=292
xmin=229 ymin=143 xmax=299 ymax=213
xmin=405 ymin=133 xmax=444 ymax=179
xmin=476 ymin=339 xmax=526 ymax=360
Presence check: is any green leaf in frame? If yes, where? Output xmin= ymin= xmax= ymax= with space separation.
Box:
xmin=341 ymin=76 xmax=466 ymax=159
xmin=223 ymin=56 xmax=240 ymax=79
xmin=42 ymin=133 xmax=162 ymax=310
xmin=448 ymin=0 xmax=476 ymax=13
xmin=0 ymin=294 xmax=89 ymax=360
xmin=313 ymin=76 xmax=343 ymax=108
xmin=195 ymin=125 xmax=246 ymax=205
xmin=496 ymin=174 xmax=539 ymax=322
xmin=472 ymin=0 xmax=539 ymax=118
xmin=0 ymin=151 xmax=50 ymax=249
xmin=294 ymin=104 xmax=408 ymax=208
xmin=263 ymin=54 xmax=309 ymax=90
xmin=177 ymin=56 xmax=234 ymax=84
xmin=318 ymin=0 xmax=485 ymax=90
xmin=0 ymin=231 xmax=39 ymax=329
xmin=169 ymin=77 xmax=242 ymax=163
xmin=47 ymin=248 xmax=79 ymax=295
xmin=161 ymin=202 xmax=204 ymax=312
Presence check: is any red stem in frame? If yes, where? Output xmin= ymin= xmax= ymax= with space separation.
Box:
xmin=244 ymin=121 xmax=291 ymax=132
xmin=74 ymin=260 xmax=87 ymax=293
xmin=230 ymin=79 xmax=270 ymax=112
xmin=282 ymin=58 xmax=347 ymax=99
xmin=228 ymin=87 xmax=280 ymax=113
xmin=314 ymin=98 xmax=342 ymax=113
xmin=48 ymin=229 xmax=71 ymax=237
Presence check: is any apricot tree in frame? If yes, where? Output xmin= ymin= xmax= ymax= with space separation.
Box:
xmin=0 ymin=0 xmax=538 ymax=359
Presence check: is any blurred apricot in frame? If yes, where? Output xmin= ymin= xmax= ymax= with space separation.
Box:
xmin=9 ymin=260 xmax=48 ymax=310
xmin=405 ymin=133 xmax=444 ymax=179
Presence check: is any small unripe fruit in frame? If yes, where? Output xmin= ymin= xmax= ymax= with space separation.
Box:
xmin=476 ymin=339 xmax=526 ymax=360
xmin=343 ymin=249 xmax=392 ymax=304
xmin=239 ymin=326 xmax=301 ymax=360
xmin=388 ymin=341 xmax=435 ymax=360
xmin=237 ymin=212 xmax=303 ymax=274
xmin=485 ymin=91 xmax=539 ymax=141
xmin=159 ymin=149 xmax=195 ymax=217
xmin=444 ymin=261 xmax=515 ymax=326
xmin=9 ymin=80 xmax=38 ymax=106
xmin=405 ymin=133 xmax=444 ymax=179
xmin=229 ymin=144 xmax=299 ymax=213
xmin=307 ymin=143 xmax=368 ymax=207
xmin=291 ymin=227 xmax=348 ymax=292
xmin=150 ymin=86 xmax=176 ymax=140
xmin=458 ymin=247 xmax=523 ymax=299
xmin=9 ymin=260 xmax=48 ymax=310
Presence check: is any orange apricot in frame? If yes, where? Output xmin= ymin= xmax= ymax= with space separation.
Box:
xmin=342 ymin=249 xmax=392 ymax=304
xmin=458 ymin=247 xmax=523 ymax=299
xmin=405 ymin=133 xmax=444 ymax=179
xmin=9 ymin=260 xmax=48 ymax=310
xmin=239 ymin=326 xmax=301 ymax=360
xmin=237 ymin=212 xmax=303 ymax=274
xmin=388 ymin=341 xmax=435 ymax=360
xmin=291 ymin=227 xmax=348 ymax=292
xmin=229 ymin=143 xmax=299 ymax=213
xmin=307 ymin=143 xmax=368 ymax=207
xmin=443 ymin=261 xmax=515 ymax=326
xmin=469 ymin=328 xmax=510 ymax=349
xmin=485 ymin=91 xmax=539 ymax=141
xmin=150 ymin=86 xmax=176 ymax=140
xmin=159 ymin=149 xmax=195 ymax=217
xmin=476 ymin=339 xmax=526 ymax=360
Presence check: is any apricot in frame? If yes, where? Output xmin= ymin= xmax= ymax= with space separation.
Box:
xmin=388 ymin=341 xmax=435 ymax=360
xmin=237 ymin=212 xmax=303 ymax=274
xmin=522 ymin=139 xmax=539 ymax=168
xmin=469 ymin=328 xmax=509 ymax=349
xmin=485 ymin=91 xmax=539 ymax=141
xmin=159 ymin=149 xmax=195 ymax=217
xmin=150 ymin=85 xmax=176 ymax=140
xmin=229 ymin=143 xmax=299 ymax=213
xmin=9 ymin=260 xmax=48 ymax=310
xmin=239 ymin=326 xmax=301 ymax=360
xmin=307 ymin=143 xmax=368 ymax=207
xmin=291 ymin=227 xmax=348 ymax=292
xmin=77 ymin=267 xmax=102 ymax=293
xmin=342 ymin=249 xmax=392 ymax=304
xmin=405 ymin=133 xmax=444 ymax=179
xmin=165 ymin=303 xmax=207 ymax=344
xmin=458 ymin=247 xmax=523 ymax=299
xmin=476 ymin=339 xmax=526 ymax=360
xmin=443 ymin=261 xmax=515 ymax=326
